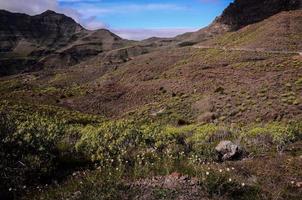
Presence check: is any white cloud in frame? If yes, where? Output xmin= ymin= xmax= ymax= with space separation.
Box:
xmin=111 ymin=28 xmax=199 ymax=40
xmin=58 ymin=0 xmax=99 ymax=2
xmin=0 ymin=0 xmax=58 ymax=15
xmin=72 ymin=3 xmax=187 ymax=17
xmin=82 ymin=16 xmax=107 ymax=29
xmin=0 ymin=0 xmax=82 ymax=22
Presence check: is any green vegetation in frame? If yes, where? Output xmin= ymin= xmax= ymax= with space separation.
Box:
xmin=1 ymin=100 xmax=301 ymax=199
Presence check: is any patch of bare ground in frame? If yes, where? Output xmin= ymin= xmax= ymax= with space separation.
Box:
xmin=126 ymin=149 xmax=302 ymax=200
xmin=128 ymin=173 xmax=206 ymax=200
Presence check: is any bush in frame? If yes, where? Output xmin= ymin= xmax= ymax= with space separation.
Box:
xmin=0 ymin=111 xmax=65 ymax=198
xmin=244 ymin=123 xmax=300 ymax=152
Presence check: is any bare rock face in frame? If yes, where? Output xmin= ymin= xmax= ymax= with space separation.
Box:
xmin=216 ymin=0 xmax=302 ymax=30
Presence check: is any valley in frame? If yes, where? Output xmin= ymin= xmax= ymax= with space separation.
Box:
xmin=0 ymin=0 xmax=302 ymax=200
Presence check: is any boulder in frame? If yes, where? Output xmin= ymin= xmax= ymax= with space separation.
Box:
xmin=215 ymin=140 xmax=243 ymax=161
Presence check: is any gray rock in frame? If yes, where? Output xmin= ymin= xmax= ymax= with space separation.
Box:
xmin=215 ymin=140 xmax=243 ymax=161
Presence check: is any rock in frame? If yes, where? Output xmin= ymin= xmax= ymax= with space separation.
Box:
xmin=215 ymin=140 xmax=243 ymax=161
xmin=150 ymin=108 xmax=165 ymax=116
xmin=214 ymin=86 xmax=225 ymax=94
xmin=71 ymin=191 xmax=82 ymax=200
xmin=170 ymin=172 xmax=181 ymax=179
xmin=216 ymin=0 xmax=301 ymax=30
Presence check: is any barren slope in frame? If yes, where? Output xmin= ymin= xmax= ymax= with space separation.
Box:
xmin=201 ymin=10 xmax=302 ymax=51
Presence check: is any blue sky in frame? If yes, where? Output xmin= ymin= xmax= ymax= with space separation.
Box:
xmin=58 ymin=0 xmax=232 ymax=29
xmin=1 ymin=0 xmax=233 ymax=39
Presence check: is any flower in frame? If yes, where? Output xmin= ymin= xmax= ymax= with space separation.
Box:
xmin=241 ymin=183 xmax=245 ymax=187
xmin=291 ymin=181 xmax=295 ymax=184
xmin=206 ymin=171 xmax=210 ymax=176
xmin=226 ymin=168 xmax=230 ymax=172
xmin=219 ymin=169 xmax=223 ymax=173
xmin=228 ymin=178 xmax=232 ymax=182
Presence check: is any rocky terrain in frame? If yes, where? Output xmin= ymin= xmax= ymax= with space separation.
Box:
xmin=0 ymin=10 xmax=136 ymax=75
xmin=216 ymin=0 xmax=302 ymax=30
xmin=176 ymin=0 xmax=302 ymax=44
xmin=0 ymin=0 xmax=302 ymax=200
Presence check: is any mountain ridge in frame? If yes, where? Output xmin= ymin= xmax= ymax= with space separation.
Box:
xmin=176 ymin=0 xmax=302 ymax=43
xmin=0 ymin=10 xmax=133 ymax=75
xmin=1 ymin=0 xmax=302 ymax=76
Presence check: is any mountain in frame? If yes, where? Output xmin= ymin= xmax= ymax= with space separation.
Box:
xmin=176 ymin=0 xmax=302 ymax=44
xmin=0 ymin=10 xmax=132 ymax=76
xmin=216 ymin=0 xmax=302 ymax=30
xmin=202 ymin=10 xmax=302 ymax=51
xmin=0 ymin=10 xmax=84 ymax=53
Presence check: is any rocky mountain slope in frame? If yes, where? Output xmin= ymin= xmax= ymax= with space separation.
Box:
xmin=0 ymin=10 xmax=84 ymax=53
xmin=1 ymin=0 xmax=301 ymax=76
xmin=216 ymin=0 xmax=301 ymax=30
xmin=176 ymin=0 xmax=302 ymax=44
xmin=0 ymin=10 xmax=133 ymax=76
xmin=201 ymin=10 xmax=302 ymax=51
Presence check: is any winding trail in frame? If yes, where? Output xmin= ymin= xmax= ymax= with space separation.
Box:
xmin=192 ymin=45 xmax=302 ymax=55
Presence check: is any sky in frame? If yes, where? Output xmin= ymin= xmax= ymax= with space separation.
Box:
xmin=0 ymin=0 xmax=233 ymax=40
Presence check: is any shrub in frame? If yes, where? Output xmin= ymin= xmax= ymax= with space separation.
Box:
xmin=0 ymin=111 xmax=65 ymax=198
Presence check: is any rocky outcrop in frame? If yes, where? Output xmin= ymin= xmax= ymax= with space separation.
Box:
xmin=215 ymin=141 xmax=244 ymax=161
xmin=216 ymin=0 xmax=302 ymax=30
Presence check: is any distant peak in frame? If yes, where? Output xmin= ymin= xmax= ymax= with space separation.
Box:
xmin=41 ymin=10 xmax=58 ymax=15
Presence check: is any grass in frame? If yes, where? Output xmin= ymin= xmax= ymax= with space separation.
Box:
xmin=1 ymin=100 xmax=301 ymax=199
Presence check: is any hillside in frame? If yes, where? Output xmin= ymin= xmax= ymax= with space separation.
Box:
xmin=0 ymin=10 xmax=133 ymax=76
xmin=175 ymin=0 xmax=302 ymax=44
xmin=0 ymin=10 xmax=84 ymax=52
xmin=201 ymin=10 xmax=302 ymax=51
xmin=216 ymin=0 xmax=301 ymax=30
xmin=0 ymin=1 xmax=302 ymax=200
